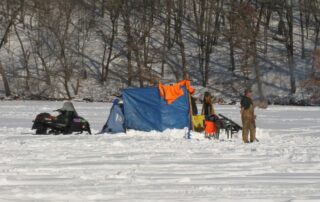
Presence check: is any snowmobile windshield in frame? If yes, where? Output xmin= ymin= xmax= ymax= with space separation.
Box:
xmin=57 ymin=102 xmax=78 ymax=117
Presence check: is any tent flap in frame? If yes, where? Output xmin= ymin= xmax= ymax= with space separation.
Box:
xmin=101 ymin=99 xmax=125 ymax=134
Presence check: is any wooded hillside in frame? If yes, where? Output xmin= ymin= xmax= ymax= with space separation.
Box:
xmin=0 ymin=0 xmax=319 ymax=103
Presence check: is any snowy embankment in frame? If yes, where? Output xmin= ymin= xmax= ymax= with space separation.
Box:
xmin=0 ymin=101 xmax=320 ymax=201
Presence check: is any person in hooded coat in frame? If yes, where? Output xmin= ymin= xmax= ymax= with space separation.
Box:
xmin=240 ymin=89 xmax=257 ymax=143
xmin=55 ymin=102 xmax=78 ymax=132
xmin=201 ymin=92 xmax=215 ymax=118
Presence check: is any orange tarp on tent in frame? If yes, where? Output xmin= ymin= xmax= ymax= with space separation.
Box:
xmin=159 ymin=80 xmax=195 ymax=104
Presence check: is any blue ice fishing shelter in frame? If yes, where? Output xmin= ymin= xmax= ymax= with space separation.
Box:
xmin=122 ymin=87 xmax=191 ymax=132
xmin=101 ymin=99 xmax=125 ymax=133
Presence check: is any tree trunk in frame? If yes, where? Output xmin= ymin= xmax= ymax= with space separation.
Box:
xmin=122 ymin=1 xmax=133 ymax=87
xmin=160 ymin=35 xmax=167 ymax=78
xmin=100 ymin=41 xmax=108 ymax=82
xmin=312 ymin=22 xmax=319 ymax=76
xmin=36 ymin=50 xmax=52 ymax=86
xmin=0 ymin=62 xmax=11 ymax=96
xmin=174 ymin=0 xmax=187 ymax=81
xmin=127 ymin=49 xmax=133 ymax=86
xmin=299 ymin=0 xmax=305 ymax=59
xmin=178 ymin=36 xmax=187 ymax=80
xmin=14 ymin=25 xmax=31 ymax=91
xmin=286 ymin=0 xmax=296 ymax=94
xmin=288 ymin=52 xmax=296 ymax=94
xmin=253 ymin=44 xmax=265 ymax=101
xmin=102 ymin=26 xmax=116 ymax=82
xmin=249 ymin=4 xmax=265 ymax=101
xmin=0 ymin=4 xmax=22 ymax=48
xmin=161 ymin=0 xmax=173 ymax=78
xmin=264 ymin=9 xmax=272 ymax=54
xmin=101 ymin=0 xmax=106 ymax=17
xmin=204 ymin=49 xmax=210 ymax=86
xmin=0 ymin=6 xmax=22 ymax=97
xmin=229 ymin=37 xmax=235 ymax=72
xmin=63 ymin=77 xmax=72 ymax=99
xmin=101 ymin=10 xmax=118 ymax=83
xmin=134 ymin=48 xmax=144 ymax=87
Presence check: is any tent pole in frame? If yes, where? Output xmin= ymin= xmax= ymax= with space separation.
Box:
xmin=188 ymin=92 xmax=194 ymax=132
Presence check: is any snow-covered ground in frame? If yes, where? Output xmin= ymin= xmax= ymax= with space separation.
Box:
xmin=0 ymin=101 xmax=320 ymax=201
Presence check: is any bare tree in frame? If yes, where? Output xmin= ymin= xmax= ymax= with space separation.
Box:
xmin=227 ymin=2 xmax=265 ymax=100
xmin=192 ymin=0 xmax=222 ymax=86
xmin=1 ymin=0 xmax=320 ymax=101
xmin=98 ymin=0 xmax=121 ymax=83
xmin=299 ymin=0 xmax=306 ymax=59
xmin=272 ymin=0 xmax=296 ymax=94
xmin=14 ymin=23 xmax=31 ymax=91
xmin=172 ymin=0 xmax=187 ymax=80
xmin=36 ymin=0 xmax=87 ymax=99
xmin=0 ymin=0 xmax=23 ymax=96
xmin=284 ymin=0 xmax=296 ymax=94
xmin=121 ymin=0 xmax=159 ymax=87
xmin=160 ymin=0 xmax=173 ymax=78
xmin=310 ymin=0 xmax=320 ymax=76
xmin=122 ymin=0 xmax=134 ymax=86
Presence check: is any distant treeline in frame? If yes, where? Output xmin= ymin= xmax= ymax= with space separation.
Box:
xmin=0 ymin=0 xmax=319 ymax=100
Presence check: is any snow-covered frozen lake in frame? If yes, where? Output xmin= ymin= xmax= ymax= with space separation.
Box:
xmin=0 ymin=101 xmax=320 ymax=201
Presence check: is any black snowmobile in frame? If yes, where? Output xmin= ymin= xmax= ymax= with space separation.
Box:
xmin=32 ymin=102 xmax=91 ymax=135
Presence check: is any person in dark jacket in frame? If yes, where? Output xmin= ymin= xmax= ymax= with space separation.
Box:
xmin=54 ymin=102 xmax=78 ymax=133
xmin=240 ymin=89 xmax=257 ymax=143
xmin=202 ymin=92 xmax=215 ymax=118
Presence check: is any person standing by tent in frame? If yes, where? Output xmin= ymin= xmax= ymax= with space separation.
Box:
xmin=201 ymin=92 xmax=215 ymax=118
xmin=201 ymin=92 xmax=219 ymax=139
xmin=240 ymin=89 xmax=257 ymax=143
